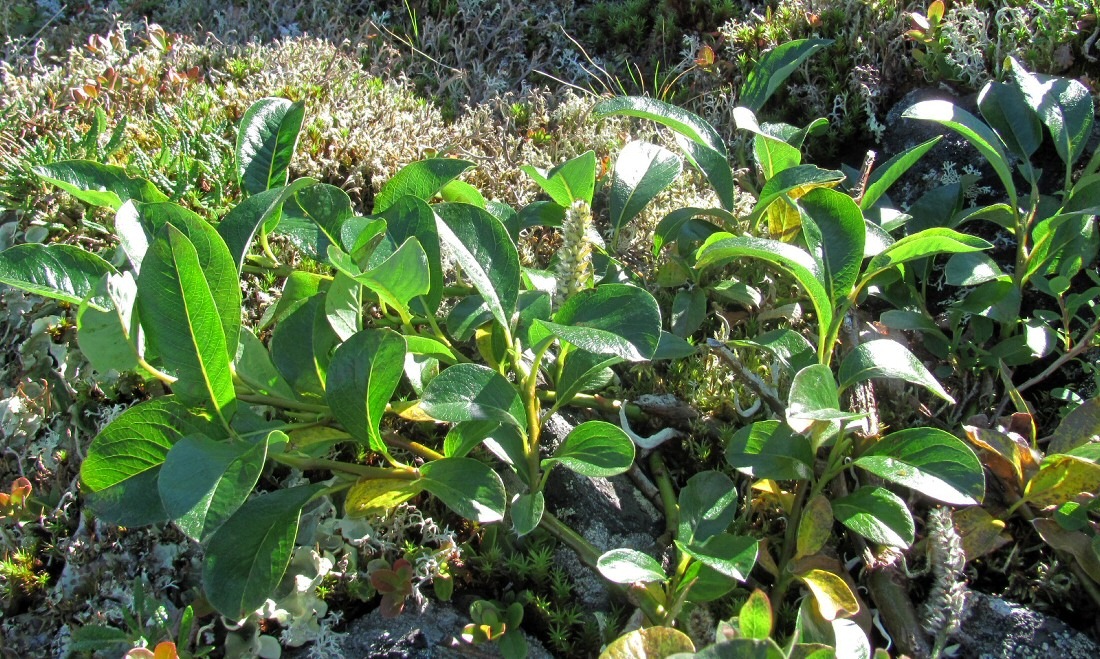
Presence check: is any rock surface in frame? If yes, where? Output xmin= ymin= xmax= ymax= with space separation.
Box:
xmin=956 ymin=592 xmax=1100 ymax=659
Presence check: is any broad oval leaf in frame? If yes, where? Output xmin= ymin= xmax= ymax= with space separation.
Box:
xmin=35 ymin=160 xmax=167 ymax=210
xmin=859 ymin=136 xmax=942 ymax=210
xmin=345 ymin=478 xmax=420 ymax=518
xmin=418 ymin=457 xmax=507 ymax=523
xmin=203 ymin=483 xmax=323 ymax=619
xmin=270 ymin=293 xmax=329 ymax=400
xmin=373 ymin=158 xmax=475 ymax=214
xmin=861 ymin=228 xmax=991 ymax=290
xmin=676 ymin=533 xmax=758 ymax=581
xmin=726 ymin=420 xmax=814 ymax=481
xmin=596 ymin=548 xmax=667 ymax=584
xmin=125 ymin=201 xmax=242 ymax=356
xmin=748 ymin=164 xmax=845 ymax=228
xmin=652 ymin=206 xmax=729 ymax=256
xmin=678 ymin=471 xmax=738 ymax=546
xmin=599 ymin=626 xmax=694 ymax=659
xmin=696 ymin=234 xmax=832 ymax=348
xmin=236 ymin=98 xmax=305 ymax=195
xmin=217 ymin=178 xmax=317 ymax=272
xmin=1049 ymin=396 xmax=1100 ymax=454
xmin=511 ymin=492 xmax=544 ymax=536
xmin=0 ymin=243 xmax=117 ymax=309
xmin=739 ymin=590 xmax=774 ymax=640
xmin=421 ymin=363 xmax=527 ymax=429
xmin=739 ymin=39 xmax=833 ymax=112
xmin=380 ymin=195 xmax=444 ymax=313
xmin=838 ymin=340 xmax=953 ymax=403
xmin=832 ymin=486 xmax=915 ymax=548
xmin=855 ymin=427 xmax=984 ymax=505
xmin=81 ymin=397 xmax=225 ymax=526
xmin=978 ymin=82 xmax=1041 ymax=162
xmin=787 ymin=364 xmax=863 ymax=434
xmin=799 ymin=187 xmax=865 ymax=301
xmin=1024 ymin=455 xmax=1100 ymax=510
xmin=1008 ymin=57 xmax=1095 ymax=167
xmin=521 ymin=151 xmax=597 ymax=207
xmin=796 ymin=495 xmax=834 ymax=559
xmin=327 ymin=328 xmax=407 ymax=455
xmin=234 ymin=328 xmax=295 ymax=399
xmin=434 ymin=203 xmax=520 ymax=330
xmin=159 ymin=432 xmax=269 ymax=541
xmin=137 ymin=224 xmax=236 ymax=425
xmin=593 ymin=97 xmax=734 ymax=211
xmin=901 ymin=100 xmax=1016 ymax=207
xmin=610 ymin=141 xmax=682 ymax=233
xmin=77 ymin=272 xmax=141 ymax=373
xmin=542 ymin=420 xmax=635 ymax=477
xmin=540 ymin=284 xmax=661 ymax=361
xmin=795 ymin=568 xmax=861 ymax=621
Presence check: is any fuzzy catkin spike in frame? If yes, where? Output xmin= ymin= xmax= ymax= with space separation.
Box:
xmin=922 ymin=506 xmax=969 ymax=658
xmin=556 ymin=199 xmax=594 ymax=304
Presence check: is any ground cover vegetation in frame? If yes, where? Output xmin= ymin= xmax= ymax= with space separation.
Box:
xmin=0 ymin=1 xmax=1098 ymax=657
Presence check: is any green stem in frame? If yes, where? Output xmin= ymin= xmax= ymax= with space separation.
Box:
xmin=385 ymin=432 xmax=444 ymax=461
xmin=536 ymin=391 xmax=645 ymax=421
xmin=650 ymin=452 xmax=679 ymax=543
xmin=271 ymin=453 xmax=418 ymax=479
xmin=137 ymin=357 xmax=176 ymax=385
xmin=540 ymin=511 xmax=601 ymax=569
xmin=237 ymin=392 xmax=330 ymax=414
xmin=258 ymin=228 xmax=281 ymax=265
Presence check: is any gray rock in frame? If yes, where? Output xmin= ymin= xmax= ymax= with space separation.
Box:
xmin=955 ymin=592 xmax=1100 ymax=659
xmin=540 ymin=412 xmax=664 ymax=610
xmin=286 ymin=601 xmax=552 ymax=659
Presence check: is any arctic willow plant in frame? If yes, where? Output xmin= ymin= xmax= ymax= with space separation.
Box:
xmin=0 ymin=97 xmax=690 ymax=621
xmin=584 ymin=39 xmax=991 ymax=657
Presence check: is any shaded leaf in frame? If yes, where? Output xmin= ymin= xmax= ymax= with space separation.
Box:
xmin=832 ymin=486 xmax=915 ymax=548
xmin=838 ymin=340 xmax=953 ymax=403
xmin=327 ymin=329 xmax=407 ymax=455
xmin=419 ymin=457 xmax=507 ymax=523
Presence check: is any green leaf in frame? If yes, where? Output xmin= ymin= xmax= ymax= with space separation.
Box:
xmin=786 ymin=363 xmax=852 ymax=428
xmin=832 ymin=486 xmax=915 ymax=548
xmin=1049 ymin=396 xmax=1100 ymax=454
xmin=748 ymin=165 xmax=845 ymax=227
xmin=944 ymin=251 xmax=1004 ymax=286
xmin=283 ymin=182 xmax=353 ymax=248
xmin=696 ymin=234 xmax=832 ymax=348
xmin=521 ymin=151 xmax=597 ymax=206
xmin=0 ymin=243 xmax=117 ymax=309
xmin=726 ymin=420 xmax=814 ymax=481
xmin=855 ymin=427 xmax=984 ymax=505
xmin=978 ymin=82 xmax=1041 ymax=162
xmin=511 ymin=492 xmax=544 ymax=536
xmin=380 ymin=195 xmax=444 ymax=313
xmin=333 ymin=237 xmax=431 ymax=323
xmin=236 ymin=98 xmax=305 ymax=195
xmin=125 ymin=201 xmax=242 ymax=356
xmin=234 ymin=328 xmax=295 ymax=399
xmin=217 ymin=178 xmax=317 ymax=272
xmin=540 ymin=284 xmax=662 ymax=361
xmin=77 ymin=272 xmax=141 ymax=373
xmin=345 ymin=478 xmax=420 ymax=518
xmin=542 ymin=420 xmax=635 ymax=477
xmin=440 ymin=179 xmax=486 ymax=207
xmin=596 ymin=548 xmax=667 ymax=584
xmin=610 ymin=141 xmax=682 ymax=233
xmin=739 ymin=590 xmax=773 ymax=640
xmin=159 ymin=432 xmax=269 ymax=541
xmin=838 ymin=340 xmax=953 ymax=403
xmin=555 ymin=349 xmax=623 ymax=408
xmin=593 ymin=97 xmax=733 ymax=210
xmin=861 ymin=227 xmax=991 ymax=286
xmin=81 ymin=397 xmax=225 ymax=526
xmin=600 ymin=627 xmax=694 ymax=659
xmin=421 ymin=363 xmax=527 ymax=429
xmin=902 ymin=100 xmax=1016 ymax=208
xmin=678 ymin=471 xmax=738 ymax=546
xmin=676 ymin=533 xmax=758 ymax=581
xmin=652 ymin=207 xmax=729 ymax=256
xmin=753 ymin=133 xmax=802 ymax=179
xmin=1009 ymin=57 xmax=1095 ymax=166
xmin=739 ymin=39 xmax=833 ymax=112
xmin=35 ymin=160 xmax=167 ymax=210
xmin=327 ymin=328 xmax=407 ymax=455
xmin=419 ymin=457 xmax=507 ymax=523
xmin=203 ymin=483 xmax=323 ymax=619
xmin=270 ymin=293 xmax=328 ymax=400
xmin=859 ymin=136 xmax=942 ymax=210
xmin=324 ymin=272 xmax=361 ymax=342
xmin=799 ymin=187 xmax=865 ymax=301
xmin=671 ymin=287 xmax=707 ymax=338
xmin=137 ymin=224 xmax=236 ymax=425
xmin=373 ymin=158 xmax=475 ymax=214
xmin=434 ymin=203 xmax=520 ymax=330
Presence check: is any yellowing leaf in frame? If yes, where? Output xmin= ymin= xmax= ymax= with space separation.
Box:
xmin=1033 ymin=518 xmax=1100 ymax=583
xmin=954 ymin=506 xmax=1011 ymax=562
xmin=599 ymin=626 xmax=694 ymax=659
xmin=796 ymin=568 xmax=860 ymax=621
xmin=346 ymin=478 xmax=420 ymax=517
xmin=752 ymin=479 xmax=796 ymax=514
xmin=796 ymin=495 xmax=834 ymax=559
xmin=767 ymin=197 xmax=802 ymax=242
xmin=391 ymin=400 xmax=436 ymax=422
xmin=1024 ymin=455 xmax=1100 ymax=510
xmin=964 ymin=425 xmax=1037 ymax=492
